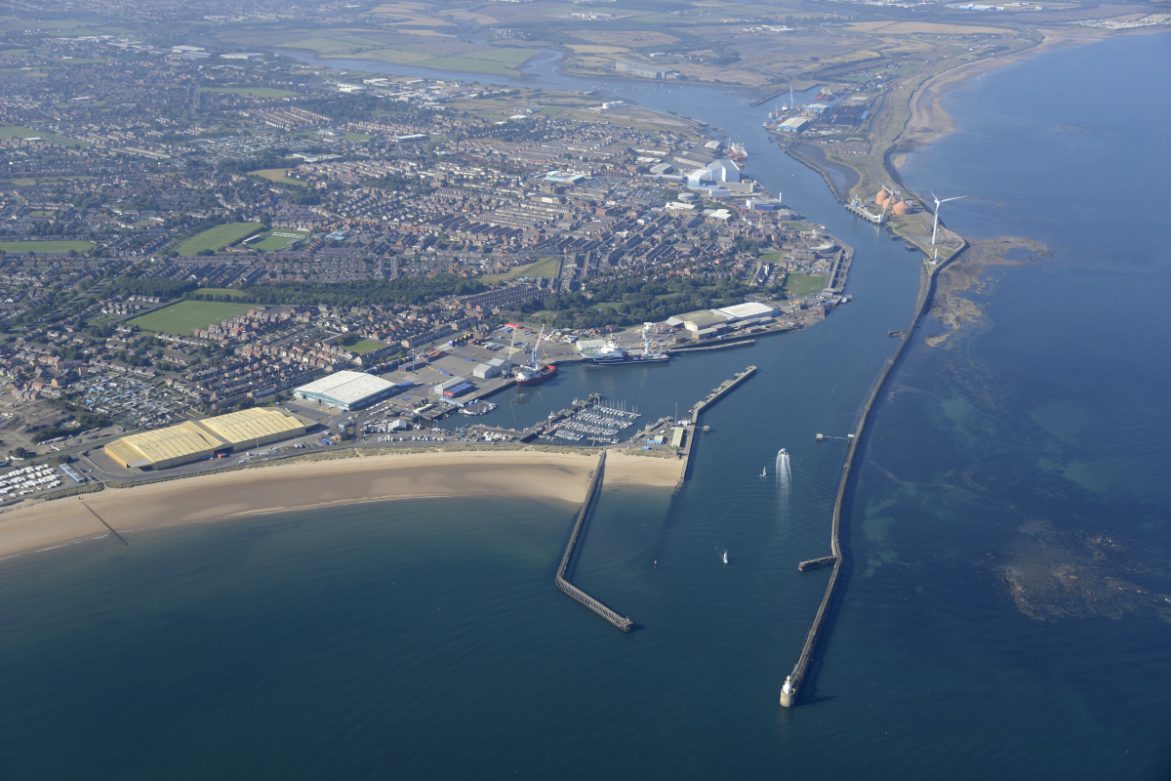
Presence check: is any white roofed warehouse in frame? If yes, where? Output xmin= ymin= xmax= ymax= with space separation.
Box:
xmin=293 ymin=370 xmax=399 ymax=411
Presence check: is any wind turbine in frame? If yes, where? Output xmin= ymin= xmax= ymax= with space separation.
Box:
xmin=931 ymin=192 xmax=966 ymax=245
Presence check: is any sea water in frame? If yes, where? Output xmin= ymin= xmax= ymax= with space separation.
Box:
xmin=1 ymin=34 xmax=1169 ymax=780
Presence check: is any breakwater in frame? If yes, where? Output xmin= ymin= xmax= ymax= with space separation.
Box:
xmin=780 ymin=255 xmax=955 ymax=708
xmin=679 ymin=365 xmax=758 ymax=483
xmin=554 ymin=451 xmax=634 ymax=631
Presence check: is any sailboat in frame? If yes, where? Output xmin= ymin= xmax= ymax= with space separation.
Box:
xmin=722 ymin=548 xmax=729 ymax=565
xmin=761 ymin=465 xmax=767 ymax=478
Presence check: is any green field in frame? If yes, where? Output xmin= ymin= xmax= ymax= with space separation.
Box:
xmin=418 ymin=49 xmax=537 ymax=76
xmin=0 ymin=239 xmax=93 ymax=254
xmin=200 ymin=86 xmax=299 ymax=98
xmin=130 ymin=300 xmax=259 ymax=334
xmin=340 ymin=336 xmax=386 ymax=354
xmin=249 ymin=228 xmax=310 ymax=252
xmin=481 ymin=256 xmax=560 ymax=284
xmin=249 ymin=168 xmax=306 ymax=187
xmin=174 ymin=222 xmax=263 ymax=256
xmin=783 ymin=272 xmax=827 ymax=298
xmin=343 ymin=132 xmax=373 ymax=142
xmin=0 ymin=126 xmax=79 ymax=146
xmin=193 ymin=287 xmax=247 ymax=299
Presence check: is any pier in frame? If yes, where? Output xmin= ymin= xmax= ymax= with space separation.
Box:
xmin=689 ymin=365 xmax=758 ymax=424
xmin=780 ymin=249 xmax=963 ymax=709
xmin=678 ymin=365 xmax=758 ymax=483
xmin=554 ymin=451 xmax=634 ymax=632
xmin=797 ymin=556 xmax=836 ymax=572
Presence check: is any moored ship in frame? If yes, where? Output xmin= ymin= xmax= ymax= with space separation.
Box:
xmin=515 ymin=363 xmax=557 ymax=385
xmin=587 ymin=326 xmax=671 ymax=367
xmin=514 ymin=325 xmax=557 ymax=386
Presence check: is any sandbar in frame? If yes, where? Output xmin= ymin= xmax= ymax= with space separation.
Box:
xmin=0 ymin=449 xmax=682 ymax=561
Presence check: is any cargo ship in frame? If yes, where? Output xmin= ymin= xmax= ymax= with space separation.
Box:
xmin=729 ymin=141 xmax=748 ymax=162
xmin=514 ymin=325 xmax=557 ymax=386
xmin=587 ymin=342 xmax=669 ymax=366
xmin=515 ymin=363 xmax=557 ymax=385
xmin=587 ymin=327 xmax=670 ymax=367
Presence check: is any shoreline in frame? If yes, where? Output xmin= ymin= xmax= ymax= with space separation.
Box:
xmin=0 ymin=449 xmax=682 ymax=563
xmin=891 ymin=27 xmax=1118 ymax=171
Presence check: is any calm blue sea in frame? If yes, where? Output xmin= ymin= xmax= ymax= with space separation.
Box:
xmin=1 ymin=34 xmax=1168 ymax=780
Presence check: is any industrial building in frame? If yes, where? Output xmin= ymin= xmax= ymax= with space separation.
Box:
xmin=196 ymin=407 xmax=307 ymax=451
xmin=472 ymin=357 xmax=510 ymax=379
xmin=715 ymin=301 xmax=779 ymax=322
xmin=665 ymin=301 xmax=781 ymax=339
xmin=432 ymin=376 xmax=475 ymax=398
xmin=293 ymin=370 xmax=400 ymax=411
xmin=103 ymin=407 xmax=306 ymax=470
xmin=104 ymin=421 xmax=225 ymax=470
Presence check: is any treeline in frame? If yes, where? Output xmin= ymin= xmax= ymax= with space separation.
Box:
xmin=521 ymin=276 xmax=754 ymax=330
xmin=109 ymin=277 xmax=196 ymax=300
xmin=244 ymin=275 xmax=485 ymax=307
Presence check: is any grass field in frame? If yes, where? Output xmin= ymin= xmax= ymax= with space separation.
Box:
xmin=340 ymin=336 xmax=387 ymax=354
xmin=249 ymin=168 xmax=306 ymax=187
xmin=193 ymin=287 xmax=247 ymax=299
xmin=200 ymin=86 xmax=299 ymax=98
xmin=130 ymin=301 xmax=259 ymax=335
xmin=0 ymin=239 xmax=94 ymax=254
xmin=481 ymin=256 xmax=560 ymax=284
xmin=784 ymin=272 xmax=827 ymax=299
xmin=0 ymin=125 xmax=79 ymax=146
xmin=419 ymin=47 xmax=537 ymax=76
xmin=249 ymin=228 xmax=309 ymax=252
xmin=174 ymin=222 xmax=263 ymax=256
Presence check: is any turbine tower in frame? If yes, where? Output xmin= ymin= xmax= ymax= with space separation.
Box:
xmin=930 ymin=192 xmax=966 ymax=245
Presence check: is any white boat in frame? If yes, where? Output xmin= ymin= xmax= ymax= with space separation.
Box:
xmin=761 ymin=466 xmax=767 ymax=477
xmin=722 ymin=548 xmax=729 ymax=565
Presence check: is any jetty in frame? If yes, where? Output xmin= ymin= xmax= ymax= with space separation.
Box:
xmin=797 ymin=555 xmax=836 ymax=572
xmin=780 ymin=248 xmax=963 ymax=709
xmin=554 ymin=451 xmax=633 ymax=632
xmin=678 ymin=365 xmax=758 ymax=483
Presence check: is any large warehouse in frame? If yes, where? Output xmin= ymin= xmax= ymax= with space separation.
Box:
xmin=103 ymin=407 xmax=306 ymax=470
xmin=293 ymin=370 xmax=400 ymax=411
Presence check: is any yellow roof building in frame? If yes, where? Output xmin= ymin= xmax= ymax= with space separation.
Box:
xmin=195 ymin=407 xmax=305 ymax=449
xmin=104 ymin=421 xmax=225 ymax=470
xmin=103 ymin=408 xmax=306 ymax=470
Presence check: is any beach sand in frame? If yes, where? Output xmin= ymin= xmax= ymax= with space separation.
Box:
xmin=0 ymin=449 xmax=682 ymax=561
xmin=895 ymin=28 xmax=1110 ymax=165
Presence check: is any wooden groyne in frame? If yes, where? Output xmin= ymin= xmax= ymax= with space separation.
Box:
xmin=79 ymin=498 xmax=128 ymax=546
xmin=554 ymin=451 xmax=633 ymax=631
xmin=780 ymin=254 xmax=961 ymax=708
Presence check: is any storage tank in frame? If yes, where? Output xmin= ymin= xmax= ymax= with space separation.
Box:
xmin=891 ymin=199 xmax=910 ymax=216
xmin=875 ymin=189 xmax=891 ymax=207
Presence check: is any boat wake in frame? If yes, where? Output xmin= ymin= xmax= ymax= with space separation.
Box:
xmin=775 ymin=447 xmax=793 ymax=502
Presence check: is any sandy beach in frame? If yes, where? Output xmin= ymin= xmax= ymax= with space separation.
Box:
xmin=0 ymin=449 xmax=682 ymax=561
xmin=895 ymin=28 xmax=1110 ymax=165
